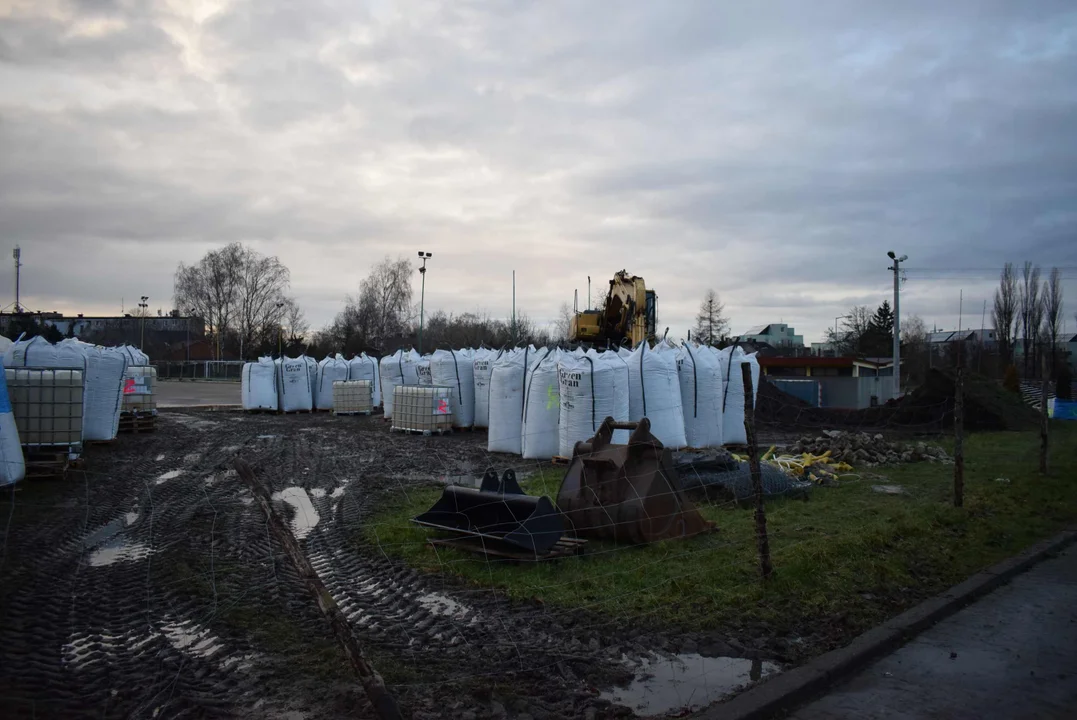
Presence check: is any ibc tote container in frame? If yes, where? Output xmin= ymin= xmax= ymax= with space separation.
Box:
xmin=391 ymin=386 xmax=453 ymax=434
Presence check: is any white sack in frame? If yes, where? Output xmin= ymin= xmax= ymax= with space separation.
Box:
xmin=275 ymin=356 xmax=314 ymax=412
xmin=596 ymin=350 xmax=631 ymax=444
xmin=379 ymin=349 xmax=421 ymax=419
xmin=115 ymin=345 xmax=149 ymax=366
xmin=0 ymin=364 xmax=25 ymax=487
xmin=719 ymin=347 xmax=761 ymax=445
xmin=431 ymin=348 xmax=475 ymax=427
xmin=521 ymin=348 xmax=561 ymax=459
xmin=242 ymin=357 xmax=278 ymax=410
xmin=677 ymin=342 xmax=724 ymax=448
xmin=558 ymin=352 xmax=622 ymax=457
xmin=304 ymin=356 xmax=318 ymax=409
xmin=627 ymin=341 xmax=686 ymax=448
xmin=0 ymin=336 xmax=12 ymax=355
xmin=472 ymin=348 xmax=497 ymax=428
xmin=315 ymin=354 xmax=350 ymax=410
xmin=347 ymin=353 xmax=382 ymax=407
xmin=486 ymin=348 xmax=534 ymax=454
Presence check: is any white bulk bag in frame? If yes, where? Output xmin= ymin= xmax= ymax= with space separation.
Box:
xmin=275 ymin=356 xmax=314 ymax=412
xmin=416 ymin=357 xmax=432 ymax=385
xmin=347 ymin=353 xmax=382 ymax=407
xmin=557 ymin=352 xmax=622 ymax=458
xmin=0 ymin=364 xmax=25 ymax=487
xmin=0 ymin=335 xmax=12 ymax=355
xmin=431 ymin=349 xmax=475 ymax=428
xmin=6 ymin=337 xmax=127 ymax=441
xmin=379 ymin=349 xmax=421 ymax=419
xmin=242 ymin=357 xmax=278 ymax=410
xmin=677 ymin=342 xmax=724 ymax=448
xmin=486 ymin=348 xmax=532 ymax=454
xmin=597 ymin=349 xmax=631 ymax=444
xmin=472 ymin=348 xmax=497 ymax=428
xmin=617 ymin=346 xmax=633 ymax=359
xmin=627 ymin=341 xmax=686 ymax=449
xmin=303 ymin=356 xmax=319 ymax=409
xmin=115 ymin=345 xmax=149 ymax=366
xmin=719 ymin=347 xmax=761 ymax=445
xmin=315 ymin=355 xmax=350 ymax=410
xmin=521 ymin=348 xmax=561 ymax=459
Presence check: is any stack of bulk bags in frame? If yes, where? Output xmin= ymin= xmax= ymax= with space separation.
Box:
xmin=486 ymin=347 xmax=532 ymax=454
xmin=5 ymin=337 xmax=127 ymax=441
xmin=275 ymin=356 xmax=314 ymax=412
xmin=471 ymin=348 xmax=497 ymax=428
xmin=677 ymin=343 xmax=724 ymax=448
xmin=719 ymin=347 xmax=760 ymax=445
xmin=627 ymin=341 xmax=686 ymax=449
xmin=0 ymin=366 xmax=25 ymax=487
xmin=242 ymin=357 xmax=278 ymax=410
xmin=115 ymin=345 xmax=149 ymax=366
xmin=557 ymin=351 xmax=624 ymax=458
xmin=315 ymin=355 xmax=350 ymax=410
xmin=521 ymin=348 xmax=561 ymax=459
xmin=380 ymin=349 xmax=421 ymax=419
xmin=430 ymin=348 xmax=475 ymax=428
xmin=347 ymin=353 xmax=381 ymax=407
xmin=617 ymin=346 xmax=633 ymax=360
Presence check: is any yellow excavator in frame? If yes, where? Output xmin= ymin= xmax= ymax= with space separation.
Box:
xmin=569 ymin=270 xmax=657 ymax=348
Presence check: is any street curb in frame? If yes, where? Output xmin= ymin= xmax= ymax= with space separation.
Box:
xmin=696 ymin=527 xmax=1077 ymax=720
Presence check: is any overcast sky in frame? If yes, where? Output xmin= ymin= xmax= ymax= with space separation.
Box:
xmin=2 ymin=0 xmax=1076 ymax=343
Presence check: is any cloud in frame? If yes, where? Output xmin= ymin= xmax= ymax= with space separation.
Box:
xmin=2 ymin=0 xmax=1076 ymax=343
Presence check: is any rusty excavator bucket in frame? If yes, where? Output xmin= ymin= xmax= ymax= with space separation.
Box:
xmin=412 ymin=469 xmax=565 ymax=556
xmin=556 ymin=417 xmax=713 ymax=544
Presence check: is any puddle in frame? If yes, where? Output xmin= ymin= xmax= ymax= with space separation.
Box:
xmin=124 ymin=510 xmax=140 ymax=526
xmin=166 ymin=415 xmax=220 ymax=430
xmin=331 ymin=486 xmax=347 ymax=499
xmin=162 ymin=620 xmax=223 ymax=658
xmin=271 ymin=487 xmax=320 ymax=539
xmin=222 ymin=445 xmax=241 ymax=452
xmin=256 ymin=434 xmax=278 ymax=440
xmin=156 ymin=469 xmax=184 ymax=485
xmin=417 ymin=592 xmax=473 ymax=620
xmin=309 ymin=488 xmax=326 ymax=498
xmin=601 ymin=653 xmax=780 ymax=716
xmin=183 ymin=453 xmax=202 ymax=464
xmin=871 ymin=484 xmax=905 ymax=495
xmin=155 ymin=454 xmax=166 ymax=462
xmin=89 ymin=539 xmax=152 ymax=567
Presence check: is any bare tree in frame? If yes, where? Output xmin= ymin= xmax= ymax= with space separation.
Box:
xmin=324 ymin=256 xmax=414 ymax=354
xmin=693 ymin=289 xmax=729 ymax=345
xmin=282 ymin=297 xmax=308 ymax=342
xmin=992 ymin=262 xmax=1019 ymax=367
xmin=235 ymin=247 xmax=290 ymax=360
xmin=825 ymin=305 xmax=873 ymax=355
xmin=174 ymin=243 xmax=244 ymax=359
xmin=553 ymin=302 xmax=574 ymax=341
xmin=1019 ymin=262 xmax=1043 ymax=376
xmin=1042 ymin=267 xmax=1064 ymax=374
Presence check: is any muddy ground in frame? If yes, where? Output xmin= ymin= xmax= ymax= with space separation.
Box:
xmin=0 ymin=410 xmax=798 ymax=720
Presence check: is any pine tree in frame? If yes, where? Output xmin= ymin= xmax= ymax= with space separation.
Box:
xmin=693 ymin=290 xmax=729 ymax=346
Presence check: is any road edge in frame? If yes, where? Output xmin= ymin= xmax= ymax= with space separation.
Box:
xmin=696 ymin=527 xmax=1077 ymax=720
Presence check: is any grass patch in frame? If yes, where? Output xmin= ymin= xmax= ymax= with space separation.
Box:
xmin=361 ymin=424 xmax=1077 ymax=646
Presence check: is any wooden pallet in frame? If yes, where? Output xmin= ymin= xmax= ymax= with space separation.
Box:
xmin=281 ymin=409 xmax=313 ymax=414
xmin=244 ymin=408 xmax=278 ymax=414
xmin=451 ymin=425 xmax=483 ymax=433
xmin=118 ymin=414 xmax=157 ymax=434
xmin=389 ymin=426 xmax=452 ymax=436
xmin=427 ymin=535 xmax=587 ymax=561
xmin=333 ymin=410 xmax=373 ymax=416
xmin=23 ymin=448 xmax=80 ymax=480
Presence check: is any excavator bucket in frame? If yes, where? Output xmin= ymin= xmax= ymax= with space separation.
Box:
xmin=412 ymin=469 xmax=565 ymax=556
xmin=556 ymin=417 xmax=713 ymax=544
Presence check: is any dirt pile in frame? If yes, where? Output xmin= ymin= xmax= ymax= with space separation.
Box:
xmin=790 ymin=430 xmax=951 ymax=467
xmin=899 ymin=368 xmax=1039 ymax=431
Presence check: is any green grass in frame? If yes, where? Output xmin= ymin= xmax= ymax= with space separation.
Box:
xmin=360 ymin=424 xmax=1077 ymax=652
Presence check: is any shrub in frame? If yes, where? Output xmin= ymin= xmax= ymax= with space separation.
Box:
xmin=1003 ymin=364 xmax=1020 ymax=394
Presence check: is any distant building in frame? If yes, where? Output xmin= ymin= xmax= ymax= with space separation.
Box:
xmin=737 ymin=323 xmax=804 ymax=349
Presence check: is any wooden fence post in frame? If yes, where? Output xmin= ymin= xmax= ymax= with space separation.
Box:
xmin=741 ymin=363 xmax=772 ymax=580
xmin=233 ymin=459 xmax=402 ymax=720
xmin=1040 ymin=377 xmax=1049 ymax=475
xmin=953 ymin=367 xmax=964 ymax=507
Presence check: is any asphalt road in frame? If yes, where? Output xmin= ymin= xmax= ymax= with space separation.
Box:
xmin=789 ymin=547 xmax=1077 ymax=719
xmin=156 ymin=379 xmax=240 ymax=407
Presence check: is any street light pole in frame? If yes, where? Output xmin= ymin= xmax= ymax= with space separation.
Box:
xmin=276 ymin=301 xmax=285 ymax=357
xmin=139 ymin=295 xmax=149 ymax=350
xmin=186 ymin=309 xmax=192 ymax=362
xmin=887 ymin=251 xmax=908 ymax=397
xmin=417 ymin=251 xmax=432 ymax=353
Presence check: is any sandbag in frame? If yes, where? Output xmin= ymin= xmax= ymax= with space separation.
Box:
xmin=627 ymin=341 xmax=686 ymax=449
xmin=521 ymin=348 xmax=561 ymax=459
xmin=557 ymin=352 xmax=622 ymax=458
xmin=379 ymin=349 xmax=421 ymax=419
xmin=0 ymin=363 xmax=25 ymax=487
xmin=431 ymin=349 xmax=475 ymax=427
xmin=486 ymin=348 xmax=532 ymax=454
xmin=719 ymin=347 xmax=760 ymax=445
xmin=677 ymin=342 xmax=724 ymax=448
xmin=472 ymin=348 xmax=498 ymax=428
xmin=275 ymin=356 xmax=314 ymax=412
xmin=347 ymin=353 xmax=382 ymax=407
xmin=315 ymin=355 xmax=350 ymax=410
xmin=242 ymin=357 xmax=278 ymax=410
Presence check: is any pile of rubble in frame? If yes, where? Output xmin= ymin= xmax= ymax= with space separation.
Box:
xmin=789 ymin=430 xmax=951 ymax=467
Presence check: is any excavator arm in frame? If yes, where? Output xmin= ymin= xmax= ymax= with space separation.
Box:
xmin=570 ymin=270 xmax=656 ymax=348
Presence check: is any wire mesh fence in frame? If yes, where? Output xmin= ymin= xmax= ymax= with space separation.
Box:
xmin=153 ymin=361 xmax=245 ymax=381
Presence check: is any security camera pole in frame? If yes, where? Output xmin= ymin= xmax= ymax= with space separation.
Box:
xmin=887 ymin=251 xmax=907 ymax=397
xmin=417 ymin=251 xmax=432 ymax=354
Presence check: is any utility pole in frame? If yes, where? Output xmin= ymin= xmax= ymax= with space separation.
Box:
xmin=887 ymin=251 xmax=907 ymax=398
xmin=139 ymin=296 xmax=149 ymax=350
xmin=416 ymin=251 xmax=432 ymax=354
xmin=12 ymin=246 xmax=21 ymax=313
xmin=587 ymin=276 xmax=591 ymax=311
xmin=512 ymin=270 xmax=516 ymax=343
xmin=276 ymin=301 xmax=285 ymax=357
